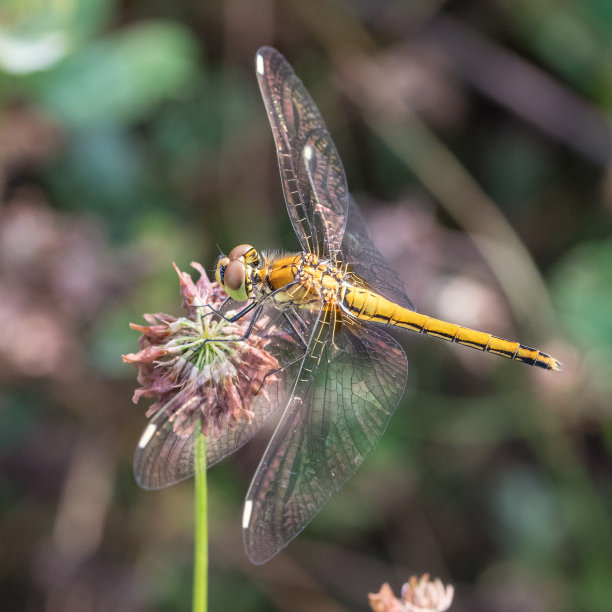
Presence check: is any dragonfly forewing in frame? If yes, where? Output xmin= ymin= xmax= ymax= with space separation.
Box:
xmin=256 ymin=47 xmax=348 ymax=258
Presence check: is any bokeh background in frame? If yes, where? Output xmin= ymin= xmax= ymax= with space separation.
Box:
xmin=1 ymin=1 xmax=611 ymax=611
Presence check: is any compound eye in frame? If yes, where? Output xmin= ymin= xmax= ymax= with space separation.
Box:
xmin=228 ymin=244 xmax=254 ymax=261
xmin=224 ymin=260 xmax=246 ymax=293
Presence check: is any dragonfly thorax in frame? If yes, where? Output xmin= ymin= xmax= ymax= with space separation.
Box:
xmin=215 ymin=244 xmax=262 ymax=301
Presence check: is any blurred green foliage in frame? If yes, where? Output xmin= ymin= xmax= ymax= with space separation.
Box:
xmin=1 ymin=1 xmax=611 ymax=611
xmin=553 ymin=239 xmax=612 ymax=349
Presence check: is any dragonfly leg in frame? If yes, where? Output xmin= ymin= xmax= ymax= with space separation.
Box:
xmin=252 ymin=308 xmax=314 ymax=394
xmin=254 ymin=350 xmax=306 ymax=395
xmin=228 ymin=300 xmax=260 ymax=323
xmin=192 ymin=304 xmax=265 ymax=352
xmin=193 ymin=296 xmax=245 ymax=322
xmin=195 ymin=295 xmax=228 ymax=312
xmin=281 ymin=310 xmax=310 ymax=350
xmin=203 ymin=303 xmax=264 ymax=344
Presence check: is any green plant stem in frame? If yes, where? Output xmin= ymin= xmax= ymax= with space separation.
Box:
xmin=193 ymin=426 xmax=208 ymax=612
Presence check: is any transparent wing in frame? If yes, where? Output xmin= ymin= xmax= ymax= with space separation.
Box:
xmin=342 ymin=197 xmax=415 ymax=310
xmin=133 ymin=302 xmax=316 ymax=490
xmin=242 ymin=315 xmax=408 ymax=564
xmin=256 ymin=46 xmax=348 ymax=257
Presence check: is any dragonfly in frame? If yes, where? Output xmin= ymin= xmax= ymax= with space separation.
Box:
xmin=134 ymin=46 xmax=562 ymax=565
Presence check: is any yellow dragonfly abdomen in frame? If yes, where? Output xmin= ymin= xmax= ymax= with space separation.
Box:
xmin=342 ymin=285 xmax=562 ymax=371
xmin=263 ymin=253 xmax=561 ymax=372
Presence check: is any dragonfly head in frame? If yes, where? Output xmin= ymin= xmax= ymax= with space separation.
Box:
xmin=215 ymin=244 xmax=261 ymax=301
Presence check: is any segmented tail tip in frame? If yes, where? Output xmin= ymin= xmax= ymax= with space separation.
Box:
xmin=549 ymin=358 xmax=563 ymax=373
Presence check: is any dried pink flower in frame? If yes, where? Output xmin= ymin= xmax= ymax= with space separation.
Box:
xmin=369 ymin=574 xmax=454 ymax=612
xmin=123 ymin=262 xmax=279 ymax=440
xmin=369 ymin=583 xmax=405 ymax=612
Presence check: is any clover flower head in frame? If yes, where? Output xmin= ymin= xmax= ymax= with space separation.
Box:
xmin=123 ymin=262 xmax=279 ymax=440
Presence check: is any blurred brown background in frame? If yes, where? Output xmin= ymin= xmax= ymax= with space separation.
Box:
xmin=1 ymin=1 xmax=611 ymax=610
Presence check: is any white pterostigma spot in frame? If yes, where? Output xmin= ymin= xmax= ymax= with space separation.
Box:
xmin=138 ymin=423 xmax=157 ymax=449
xmin=303 ymin=144 xmax=313 ymax=161
xmin=242 ymin=500 xmax=253 ymax=528
xmin=256 ymin=53 xmax=264 ymax=75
